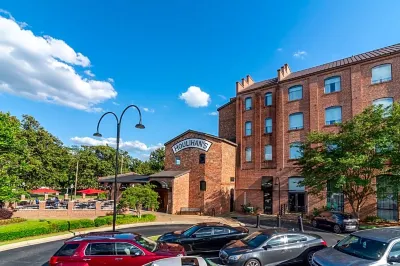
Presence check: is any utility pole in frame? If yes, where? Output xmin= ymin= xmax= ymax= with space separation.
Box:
xmin=74 ymin=159 xmax=79 ymax=200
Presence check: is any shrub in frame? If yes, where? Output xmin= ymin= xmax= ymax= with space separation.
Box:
xmin=94 ymin=214 xmax=156 ymax=226
xmin=364 ymin=215 xmax=386 ymax=223
xmin=94 ymin=216 xmax=113 ymax=227
xmin=241 ymin=203 xmax=255 ymax=214
xmin=0 ymin=221 xmax=53 ymax=241
xmin=0 ymin=217 xmax=26 ymax=225
xmin=0 ymin=209 xmax=13 ymax=219
xmin=69 ymin=219 xmax=95 ymax=230
xmin=48 ymin=220 xmax=69 ymax=232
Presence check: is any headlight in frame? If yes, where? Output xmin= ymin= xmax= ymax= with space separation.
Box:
xmin=229 ymin=255 xmax=242 ymax=261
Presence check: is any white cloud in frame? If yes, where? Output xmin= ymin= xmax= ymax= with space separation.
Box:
xmin=107 ymin=78 xmax=114 ymax=83
xmin=112 ymin=101 xmax=119 ymax=106
xmin=143 ymin=107 xmax=155 ymax=113
xmin=0 ymin=13 xmax=117 ymax=112
xmin=218 ymin=94 xmax=227 ymax=100
xmin=0 ymin=9 xmax=28 ymax=28
xmin=179 ymin=86 xmax=210 ymax=108
xmin=293 ymin=50 xmax=307 ymax=59
xmin=208 ymin=111 xmax=218 ymax=116
xmin=84 ymin=69 xmax=95 ymax=77
xmin=71 ymin=136 xmax=163 ymax=152
xmin=277 ymin=48 xmax=283 ymax=52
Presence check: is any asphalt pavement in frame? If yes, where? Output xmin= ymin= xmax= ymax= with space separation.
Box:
xmin=0 ymin=221 xmax=344 ymax=266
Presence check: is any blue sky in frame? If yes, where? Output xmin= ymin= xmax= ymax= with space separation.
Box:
xmin=0 ymin=0 xmax=399 ymax=160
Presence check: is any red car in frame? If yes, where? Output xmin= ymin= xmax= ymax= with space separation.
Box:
xmin=49 ymin=231 xmax=186 ymax=266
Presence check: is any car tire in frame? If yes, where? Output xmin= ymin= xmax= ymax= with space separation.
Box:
xmin=333 ymin=224 xmax=342 ymax=234
xmin=245 ymin=259 xmax=261 ymax=266
xmin=312 ymin=219 xmax=318 ymax=228
xmin=304 ymin=249 xmax=317 ymax=266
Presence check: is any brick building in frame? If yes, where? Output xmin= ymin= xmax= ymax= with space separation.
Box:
xmin=218 ymin=43 xmax=400 ymax=220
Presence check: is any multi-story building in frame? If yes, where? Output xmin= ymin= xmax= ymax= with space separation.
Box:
xmin=218 ymin=43 xmax=400 ymax=219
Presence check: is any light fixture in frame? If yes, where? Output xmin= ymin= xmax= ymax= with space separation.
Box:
xmin=93 ymin=132 xmax=103 ymax=137
xmin=135 ymin=123 xmax=145 ymax=129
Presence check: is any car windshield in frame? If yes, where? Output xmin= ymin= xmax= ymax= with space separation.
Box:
xmin=135 ymin=235 xmax=157 ymax=252
xmin=242 ymin=232 xmax=270 ymax=248
xmin=182 ymin=225 xmax=201 ymax=237
xmin=335 ymin=235 xmax=388 ymax=260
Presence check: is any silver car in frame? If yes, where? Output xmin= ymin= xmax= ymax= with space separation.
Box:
xmin=312 ymin=227 xmax=400 ymax=266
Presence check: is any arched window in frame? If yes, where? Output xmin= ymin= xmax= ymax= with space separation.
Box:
xmin=245 ymin=97 xmax=252 ymax=110
xmin=325 ymin=106 xmax=342 ymax=125
xmin=324 ymin=76 xmax=341 ymax=94
xmin=265 ymin=92 xmax=272 ymax=106
xmin=372 ymin=64 xmax=392 ymax=84
xmin=288 ymin=85 xmax=303 ymax=101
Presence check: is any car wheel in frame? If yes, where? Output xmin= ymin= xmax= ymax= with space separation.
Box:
xmin=305 ymin=249 xmax=317 ymax=266
xmin=333 ymin=224 xmax=342 ymax=234
xmin=312 ymin=219 xmax=318 ymax=228
xmin=245 ymin=259 xmax=261 ymax=266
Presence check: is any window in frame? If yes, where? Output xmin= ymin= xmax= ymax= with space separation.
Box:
xmin=265 ymin=92 xmax=272 ymax=106
xmin=194 ymin=227 xmax=212 ymax=237
xmin=377 ymin=176 xmax=398 ymax=221
xmin=325 ymin=106 xmax=342 ymax=125
xmin=372 ymin=64 xmax=392 ymax=84
xmin=55 ymin=244 xmax=80 ymax=256
xmin=264 ymin=145 xmax=272 ymax=161
xmin=288 ymin=85 xmax=303 ymax=101
xmin=288 ymin=177 xmax=305 ymax=191
xmin=389 ymin=242 xmax=400 ymax=260
xmin=245 ymin=147 xmax=252 ymax=162
xmin=213 ymin=227 xmax=230 ymax=235
xmin=327 ymin=144 xmax=338 ymax=152
xmin=265 ymin=118 xmax=272 ymax=133
xmin=268 ymin=236 xmax=287 ymax=247
xmin=199 ymin=154 xmax=206 ymax=164
xmin=327 ymin=180 xmax=344 ymax=212
xmin=287 ymin=234 xmax=307 ymax=244
xmin=245 ymin=97 xmax=252 ymax=110
xmin=335 ymin=235 xmax=388 ymax=261
xmin=289 ymin=142 xmax=302 ymax=159
xmin=324 ymin=76 xmax=341 ymax=93
xmin=116 ymin=243 xmax=143 ymax=256
xmin=230 ymin=177 xmax=235 ymax=182
xmin=289 ymin=113 xmax=304 ymax=130
xmin=175 ymin=156 xmax=181 ymax=165
xmin=245 ymin=121 xmax=252 ymax=136
xmin=373 ymin=98 xmax=393 ymax=117
xmin=242 ymin=232 xmax=270 ymax=248
xmin=85 ymin=243 xmax=114 ymax=256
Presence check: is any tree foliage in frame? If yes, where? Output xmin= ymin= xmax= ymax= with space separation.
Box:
xmin=118 ymin=184 xmax=159 ymax=218
xmin=298 ymin=104 xmax=400 ymax=218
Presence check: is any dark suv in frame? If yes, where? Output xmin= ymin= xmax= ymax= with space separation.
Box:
xmin=312 ymin=211 xmax=359 ymax=233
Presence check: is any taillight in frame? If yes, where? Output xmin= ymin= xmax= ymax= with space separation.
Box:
xmin=321 ymin=240 xmax=327 ymax=246
xmin=49 ymin=256 xmax=58 ymax=266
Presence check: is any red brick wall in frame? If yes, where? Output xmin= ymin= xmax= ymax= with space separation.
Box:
xmin=218 ymin=100 xmax=236 ymax=143
xmin=172 ymin=173 xmax=190 ymax=214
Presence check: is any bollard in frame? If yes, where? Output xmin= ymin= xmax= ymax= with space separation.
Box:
xmin=256 ymin=214 xmax=261 ymax=228
xmin=298 ymin=215 xmax=304 ymax=232
xmin=277 ymin=214 xmax=281 ymax=228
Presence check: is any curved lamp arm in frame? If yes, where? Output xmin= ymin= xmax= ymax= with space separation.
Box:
xmin=120 ymin=104 xmax=144 ymax=128
xmin=94 ymin=112 xmax=119 ymax=136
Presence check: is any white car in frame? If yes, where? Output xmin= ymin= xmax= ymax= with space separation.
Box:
xmin=144 ymin=256 xmax=219 ymax=266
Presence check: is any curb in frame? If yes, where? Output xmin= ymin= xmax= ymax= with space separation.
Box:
xmin=0 ymin=221 xmax=194 ymax=252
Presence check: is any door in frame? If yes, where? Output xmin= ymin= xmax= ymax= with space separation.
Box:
xmin=285 ymin=234 xmax=309 ymax=263
xmin=212 ymin=227 xmax=232 ymax=250
xmin=83 ymin=242 xmax=116 ymax=266
xmin=260 ymin=236 xmax=288 ymax=265
xmin=115 ymin=242 xmax=148 ymax=266
xmin=230 ymin=189 xmax=235 ymax=212
xmin=288 ymin=193 xmax=305 ymax=212
xmin=262 ymin=177 xmax=273 ymax=214
xmin=191 ymin=227 xmax=213 ymax=252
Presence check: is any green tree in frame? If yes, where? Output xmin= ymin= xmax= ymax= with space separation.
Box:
xmin=149 ymin=147 xmax=165 ymax=173
xmin=298 ymin=106 xmax=390 ymax=218
xmin=118 ymin=184 xmax=159 ymax=218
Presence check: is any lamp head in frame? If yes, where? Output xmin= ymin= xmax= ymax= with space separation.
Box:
xmin=93 ymin=132 xmax=102 ymax=137
xmin=135 ymin=123 xmax=145 ymax=129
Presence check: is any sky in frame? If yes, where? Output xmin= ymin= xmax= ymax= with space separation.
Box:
xmin=0 ymin=0 xmax=399 ymax=160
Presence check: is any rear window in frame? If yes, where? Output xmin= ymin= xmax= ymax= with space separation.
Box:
xmin=336 ymin=213 xmax=354 ymax=219
xmin=54 ymin=244 xmax=80 ymax=256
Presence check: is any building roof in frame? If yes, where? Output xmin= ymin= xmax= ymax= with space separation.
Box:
xmin=238 ymin=43 xmax=400 ymax=94
xmin=164 ymin=130 xmax=237 ymax=147
xmin=217 ymin=97 xmax=236 ymax=111
xmin=99 ymin=172 xmax=149 ymax=183
xmin=149 ymin=170 xmax=190 ymax=178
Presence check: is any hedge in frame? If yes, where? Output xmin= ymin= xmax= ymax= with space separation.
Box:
xmin=0 ymin=214 xmax=156 ymax=242
xmin=0 ymin=217 xmax=26 ymax=225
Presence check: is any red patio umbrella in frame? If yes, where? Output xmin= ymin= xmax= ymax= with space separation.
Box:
xmin=30 ymin=188 xmax=59 ymax=194
xmin=77 ymin=188 xmax=106 ymax=195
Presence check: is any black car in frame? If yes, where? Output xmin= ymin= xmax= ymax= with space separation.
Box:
xmin=158 ymin=222 xmax=249 ymax=254
xmin=219 ymin=228 xmax=327 ymax=266
xmin=311 ymin=211 xmax=359 ymax=233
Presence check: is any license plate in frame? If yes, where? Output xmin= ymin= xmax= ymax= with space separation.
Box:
xmin=346 ymin=225 xmax=356 ymax=229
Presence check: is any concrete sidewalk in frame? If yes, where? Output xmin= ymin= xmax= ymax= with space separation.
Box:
xmin=0 ymin=212 xmax=243 ymax=252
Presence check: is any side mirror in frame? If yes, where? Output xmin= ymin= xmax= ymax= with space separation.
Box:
xmin=388 ymin=256 xmax=400 ymax=263
xmin=263 ymin=244 xmax=272 ymax=250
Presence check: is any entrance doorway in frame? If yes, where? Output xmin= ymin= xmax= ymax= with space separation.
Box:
xmin=262 ymin=177 xmax=273 ymax=214
xmin=230 ymin=189 xmax=234 ymax=212
xmin=288 ymin=177 xmax=305 ymax=213
xmin=150 ymin=181 xmax=169 ymax=213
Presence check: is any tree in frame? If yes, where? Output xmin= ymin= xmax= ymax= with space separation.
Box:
xmin=297 ymin=106 xmax=390 ymax=218
xmin=118 ymin=184 xmax=159 ymax=218
xmin=149 ymin=147 xmax=165 ymax=173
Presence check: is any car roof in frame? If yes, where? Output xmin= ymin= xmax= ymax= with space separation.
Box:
xmin=352 ymin=227 xmax=400 ymax=243
xmin=147 ymin=256 xmax=206 ymax=266
xmin=259 ymin=228 xmax=288 ymax=236
xmin=196 ymin=222 xmax=230 ymax=227
xmin=66 ymin=232 xmax=140 ymax=243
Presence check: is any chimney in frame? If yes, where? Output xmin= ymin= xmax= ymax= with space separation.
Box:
xmin=236 ymin=75 xmax=255 ymax=93
xmin=277 ymin=63 xmax=291 ymax=81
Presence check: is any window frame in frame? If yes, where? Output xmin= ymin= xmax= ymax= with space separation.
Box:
xmin=265 ymin=118 xmax=273 ymax=133
xmin=194 ymin=227 xmax=213 ymax=237
xmin=288 ymin=85 xmax=303 ymax=101
xmin=199 ymin=153 xmax=206 ymax=164
xmin=245 ymin=97 xmax=252 ymax=110
xmin=265 ymin=92 xmax=272 ymax=106
xmin=325 ymin=106 xmax=342 ymax=125
xmin=289 ymin=142 xmax=303 ymax=160
xmin=324 ymin=76 xmax=341 ymax=94
xmin=289 ymin=112 xmax=304 ymax=130
xmin=245 ymin=147 xmax=252 ymax=162
xmin=264 ymin=145 xmax=272 ymax=161
xmin=175 ymin=156 xmax=181 ymax=165
xmin=371 ymin=64 xmax=392 ymax=84
xmin=84 ymin=242 xmax=116 ymax=256
xmin=245 ymin=121 xmax=252 ymax=136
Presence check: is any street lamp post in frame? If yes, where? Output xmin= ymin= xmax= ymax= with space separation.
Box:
xmin=70 ymin=184 xmax=74 ymax=200
xmin=274 ymin=176 xmax=281 ymax=216
xmin=93 ymin=105 xmax=145 ymax=231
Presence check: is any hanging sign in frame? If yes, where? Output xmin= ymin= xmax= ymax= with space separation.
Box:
xmin=172 ymin=138 xmax=212 ymax=153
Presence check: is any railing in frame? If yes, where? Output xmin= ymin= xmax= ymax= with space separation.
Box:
xmin=73 ymin=201 xmax=96 ymax=210
xmin=100 ymin=200 xmax=114 ymax=210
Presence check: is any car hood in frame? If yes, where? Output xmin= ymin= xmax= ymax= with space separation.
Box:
xmin=313 ymin=247 xmax=376 ymax=266
xmin=222 ymin=240 xmax=254 ymax=255
xmin=154 ymin=242 xmax=186 ymax=256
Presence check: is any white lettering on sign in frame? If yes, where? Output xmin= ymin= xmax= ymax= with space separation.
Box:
xmin=172 ymin=138 xmax=212 ymax=153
